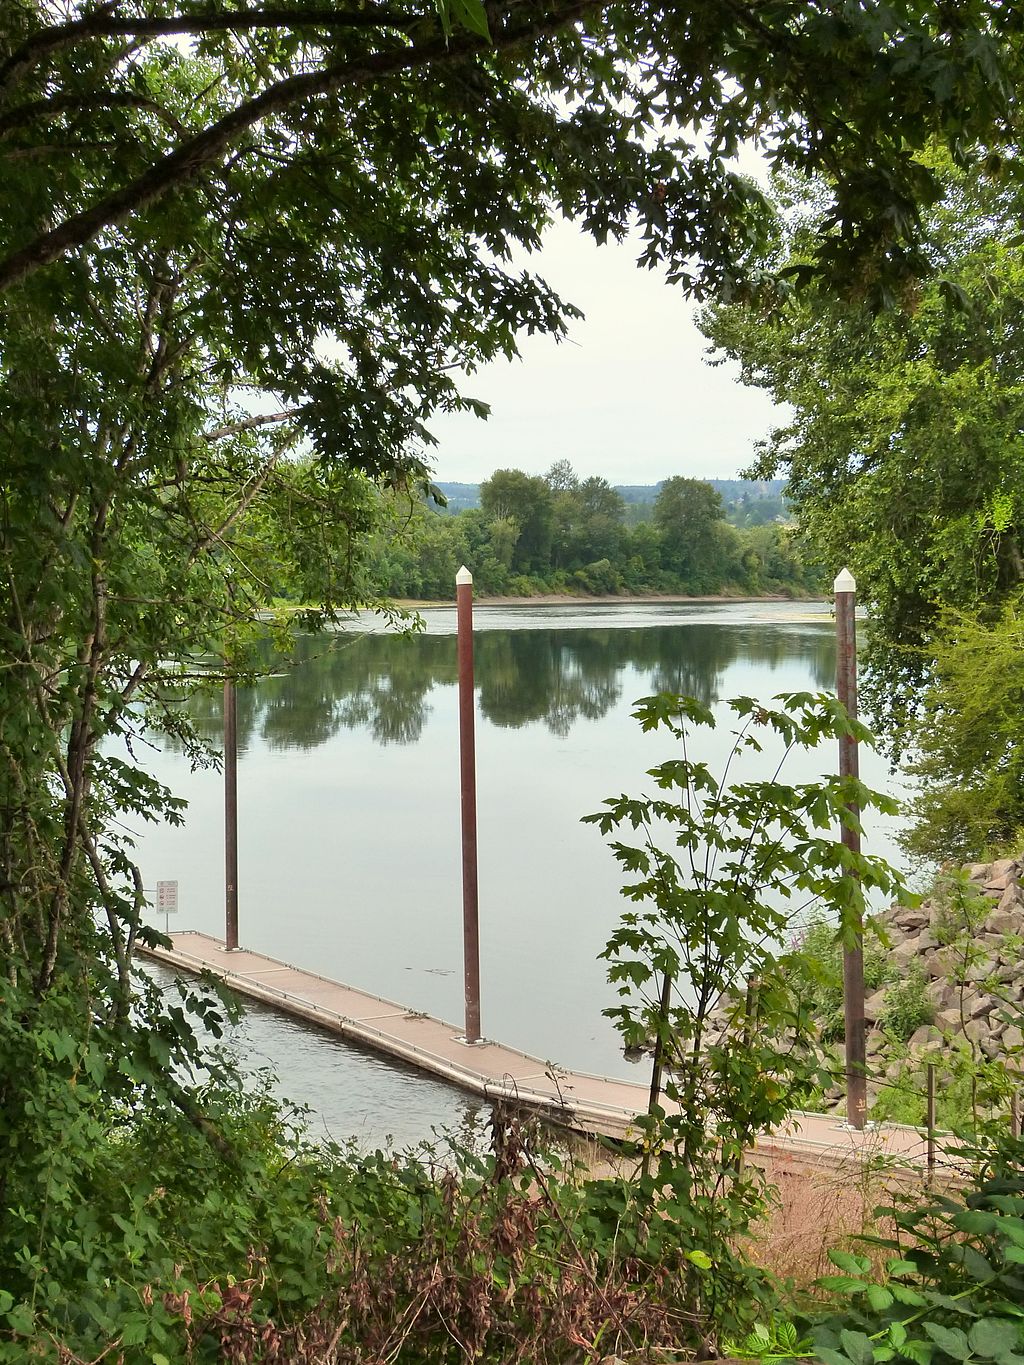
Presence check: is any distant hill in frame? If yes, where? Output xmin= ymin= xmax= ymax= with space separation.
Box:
xmin=434 ymin=478 xmax=787 ymax=514
xmin=434 ymin=482 xmax=483 ymax=512
xmin=703 ymin=479 xmax=787 ymax=502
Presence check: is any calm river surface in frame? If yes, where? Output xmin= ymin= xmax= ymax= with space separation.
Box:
xmin=133 ymin=601 xmax=906 ymax=1148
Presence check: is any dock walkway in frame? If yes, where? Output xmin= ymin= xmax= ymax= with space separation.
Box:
xmin=140 ymin=931 xmax=939 ymax=1174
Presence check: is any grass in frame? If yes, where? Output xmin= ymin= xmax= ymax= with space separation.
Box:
xmin=744 ymin=1151 xmax=896 ymax=1293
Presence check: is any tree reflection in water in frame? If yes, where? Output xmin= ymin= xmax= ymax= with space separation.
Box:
xmin=165 ymin=620 xmax=837 ymax=754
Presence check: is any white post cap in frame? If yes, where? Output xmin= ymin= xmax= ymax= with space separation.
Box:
xmin=833 ymin=567 xmax=856 ymax=593
xmin=456 ymin=565 xmax=473 ymax=585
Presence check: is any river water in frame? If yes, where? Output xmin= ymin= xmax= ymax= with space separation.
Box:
xmin=132 ymin=601 xmax=906 ymax=1148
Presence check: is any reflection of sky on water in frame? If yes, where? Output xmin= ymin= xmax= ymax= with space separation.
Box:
xmin=129 ymin=602 xmax=905 ymax=1139
xmin=346 ymin=600 xmax=841 ymax=635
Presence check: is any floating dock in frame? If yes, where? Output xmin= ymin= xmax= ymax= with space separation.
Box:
xmin=139 ymin=931 xmax=939 ymax=1174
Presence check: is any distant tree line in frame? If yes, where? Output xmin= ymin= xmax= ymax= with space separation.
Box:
xmin=436 ymin=475 xmax=788 ymax=526
xmin=358 ymin=462 xmax=818 ymax=600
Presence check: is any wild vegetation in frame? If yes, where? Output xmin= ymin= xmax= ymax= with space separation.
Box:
xmin=0 ymin=1070 xmax=715 ymax=1362
xmin=4 ymin=0 xmax=1024 ymax=1358
xmin=10 ymin=687 xmax=1024 ymax=1362
xmin=701 ymin=159 xmax=1024 ymax=861
xmin=732 ymin=1144 xmax=1024 ymax=1365
xmin=738 ymin=859 xmax=1024 ymax=1132
xmin=583 ymin=691 xmax=906 ymax=1307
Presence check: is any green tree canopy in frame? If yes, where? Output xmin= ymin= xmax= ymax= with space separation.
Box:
xmin=2 ymin=1 xmax=1021 ymax=309
xmin=700 ymin=160 xmax=1024 ymax=856
xmin=654 ymin=476 xmax=727 ymax=588
xmin=548 ymin=473 xmax=626 ymax=570
xmin=480 ymin=468 xmax=554 ymax=571
xmin=899 ymin=598 xmax=1024 ymax=861
xmin=545 ymin=459 xmax=580 ymax=493
xmin=701 ymin=162 xmax=1024 ymax=732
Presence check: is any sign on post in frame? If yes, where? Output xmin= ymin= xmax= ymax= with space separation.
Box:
xmin=156 ymin=880 xmax=178 ymax=912
xmin=156 ymin=879 xmax=178 ymax=933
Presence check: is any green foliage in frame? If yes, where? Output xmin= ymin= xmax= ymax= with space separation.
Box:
xmin=902 ymin=599 xmax=1024 ymax=862
xmin=805 ymin=1154 xmax=1024 ymax=1365
xmin=653 ymin=476 xmax=727 ymax=590
xmin=3 ymin=1 xmax=1021 ymax=312
xmin=359 ymin=464 xmax=815 ymax=600
xmin=586 ymin=691 xmax=906 ymax=1344
xmin=790 ymin=915 xmax=896 ymax=1049
xmin=928 ymin=872 xmax=991 ymax=948
xmin=700 ymin=160 xmax=1024 ymax=853
xmin=879 ymin=967 xmax=935 ymax=1045
xmin=727 ymin=1315 xmax=814 ymax=1363
xmin=0 ymin=1083 xmax=731 ymax=1363
xmin=0 ymin=965 xmax=241 ymax=1357
xmin=480 ymin=469 xmax=555 ymax=574
xmin=868 ymin=1041 xmax=1012 ymax=1132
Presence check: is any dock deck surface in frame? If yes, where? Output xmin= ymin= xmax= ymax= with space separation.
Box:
xmin=140 ymin=932 xmax=941 ymax=1174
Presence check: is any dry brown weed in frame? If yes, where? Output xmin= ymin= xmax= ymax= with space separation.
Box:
xmin=743 ymin=1149 xmax=897 ymax=1291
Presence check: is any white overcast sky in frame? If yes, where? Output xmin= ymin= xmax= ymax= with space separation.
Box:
xmin=426 ymin=215 xmax=787 ymax=487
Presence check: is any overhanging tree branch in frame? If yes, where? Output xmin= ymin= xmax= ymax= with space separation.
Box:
xmin=0 ymin=92 xmax=186 ymax=136
xmin=0 ymin=5 xmax=419 ymax=93
xmin=203 ymin=409 xmax=301 ymax=441
xmin=0 ymin=0 xmax=600 ymax=297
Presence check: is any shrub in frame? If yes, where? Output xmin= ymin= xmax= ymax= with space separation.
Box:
xmin=572 ymin=558 xmax=622 ymax=594
xmin=792 ymin=916 xmax=896 ymax=1038
xmin=587 ymin=691 xmax=906 ymax=1348
xmin=731 ymin=1132 xmax=1024 ymax=1365
xmin=879 ymin=965 xmax=934 ymax=1043
xmin=812 ymin=1139 xmax=1024 ymax=1365
xmin=930 ymin=870 xmax=990 ymax=946
xmin=1 ymin=1092 xmax=733 ymax=1364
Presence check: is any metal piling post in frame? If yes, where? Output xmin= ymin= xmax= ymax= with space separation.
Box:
xmin=224 ymin=674 xmax=239 ymax=951
xmin=835 ymin=568 xmax=866 ymax=1130
xmin=456 ymin=566 xmax=481 ymax=1043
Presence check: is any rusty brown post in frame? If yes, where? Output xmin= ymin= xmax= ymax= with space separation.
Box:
xmin=835 ymin=567 xmax=866 ymax=1130
xmin=224 ymin=674 xmax=239 ymax=951
xmin=456 ymin=566 xmax=481 ymax=1043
